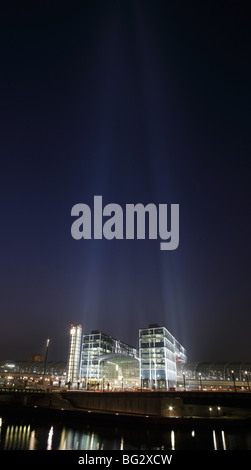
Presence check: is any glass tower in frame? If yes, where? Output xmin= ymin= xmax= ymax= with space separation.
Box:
xmin=66 ymin=324 xmax=82 ymax=384
xmin=139 ymin=324 xmax=187 ymax=389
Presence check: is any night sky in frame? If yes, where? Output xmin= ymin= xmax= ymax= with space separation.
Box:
xmin=0 ymin=2 xmax=250 ymax=363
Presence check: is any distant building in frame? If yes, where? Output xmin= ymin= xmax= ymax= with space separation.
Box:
xmin=139 ymin=324 xmax=187 ymax=389
xmin=30 ymin=354 xmax=44 ymax=362
xmin=0 ymin=360 xmax=66 ymax=376
xmin=182 ymin=362 xmax=251 ymax=382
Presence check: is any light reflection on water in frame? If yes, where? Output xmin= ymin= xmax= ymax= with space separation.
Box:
xmin=0 ymin=415 xmax=251 ymax=450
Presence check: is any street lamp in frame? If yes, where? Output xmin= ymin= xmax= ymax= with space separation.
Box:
xmin=199 ymin=373 xmax=202 ymax=391
xmin=43 ymin=339 xmax=50 ymax=375
xmin=231 ymin=370 xmax=237 ymax=392
xmin=183 ymin=373 xmax=186 ymax=391
xmin=245 ymin=371 xmax=250 ymax=390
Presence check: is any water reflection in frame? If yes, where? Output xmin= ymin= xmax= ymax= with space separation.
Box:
xmin=0 ymin=415 xmax=251 ymax=450
xmin=3 ymin=424 xmax=31 ymax=450
xmin=171 ymin=430 xmax=175 ymax=450
xmin=47 ymin=426 xmax=53 ymax=450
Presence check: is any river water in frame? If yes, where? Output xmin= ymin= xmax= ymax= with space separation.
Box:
xmin=1 ymin=413 xmax=251 ymax=451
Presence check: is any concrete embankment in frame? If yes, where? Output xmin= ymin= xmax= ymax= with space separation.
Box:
xmin=0 ymin=389 xmax=251 ymax=426
xmin=60 ymin=390 xmax=251 ymax=420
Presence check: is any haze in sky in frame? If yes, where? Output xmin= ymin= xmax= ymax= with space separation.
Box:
xmin=0 ymin=2 xmax=250 ymax=363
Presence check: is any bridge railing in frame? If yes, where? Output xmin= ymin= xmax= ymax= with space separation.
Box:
xmin=0 ymin=387 xmax=46 ymax=394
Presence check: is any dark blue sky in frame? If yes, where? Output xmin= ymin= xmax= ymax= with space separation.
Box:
xmin=0 ymin=1 xmax=250 ymax=363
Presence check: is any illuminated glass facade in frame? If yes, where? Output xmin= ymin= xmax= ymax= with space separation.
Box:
xmin=66 ymin=324 xmax=82 ymax=383
xmin=139 ymin=324 xmax=187 ymax=389
xmin=80 ymin=331 xmax=137 ymax=387
xmin=65 ymin=324 xmax=186 ymax=388
xmin=87 ymin=354 xmax=140 ymax=390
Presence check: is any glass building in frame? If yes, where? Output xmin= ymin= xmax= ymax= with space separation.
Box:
xmin=139 ymin=324 xmax=187 ymax=389
xmin=65 ymin=324 xmax=186 ymax=389
xmin=89 ymin=354 xmax=140 ymax=390
xmin=66 ymin=324 xmax=82 ymax=383
xmin=80 ymin=331 xmax=138 ymax=388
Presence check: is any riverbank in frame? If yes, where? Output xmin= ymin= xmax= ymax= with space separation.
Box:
xmin=0 ymin=389 xmax=251 ymax=427
xmin=1 ymin=402 xmax=251 ymax=433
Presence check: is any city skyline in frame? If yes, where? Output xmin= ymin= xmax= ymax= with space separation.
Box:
xmin=0 ymin=2 xmax=250 ymax=364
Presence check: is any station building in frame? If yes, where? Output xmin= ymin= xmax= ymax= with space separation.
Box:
xmin=139 ymin=324 xmax=187 ymax=389
xmin=181 ymin=362 xmax=251 ymax=384
xmin=80 ymin=330 xmax=138 ymax=389
xmin=66 ymin=324 xmax=187 ymax=389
